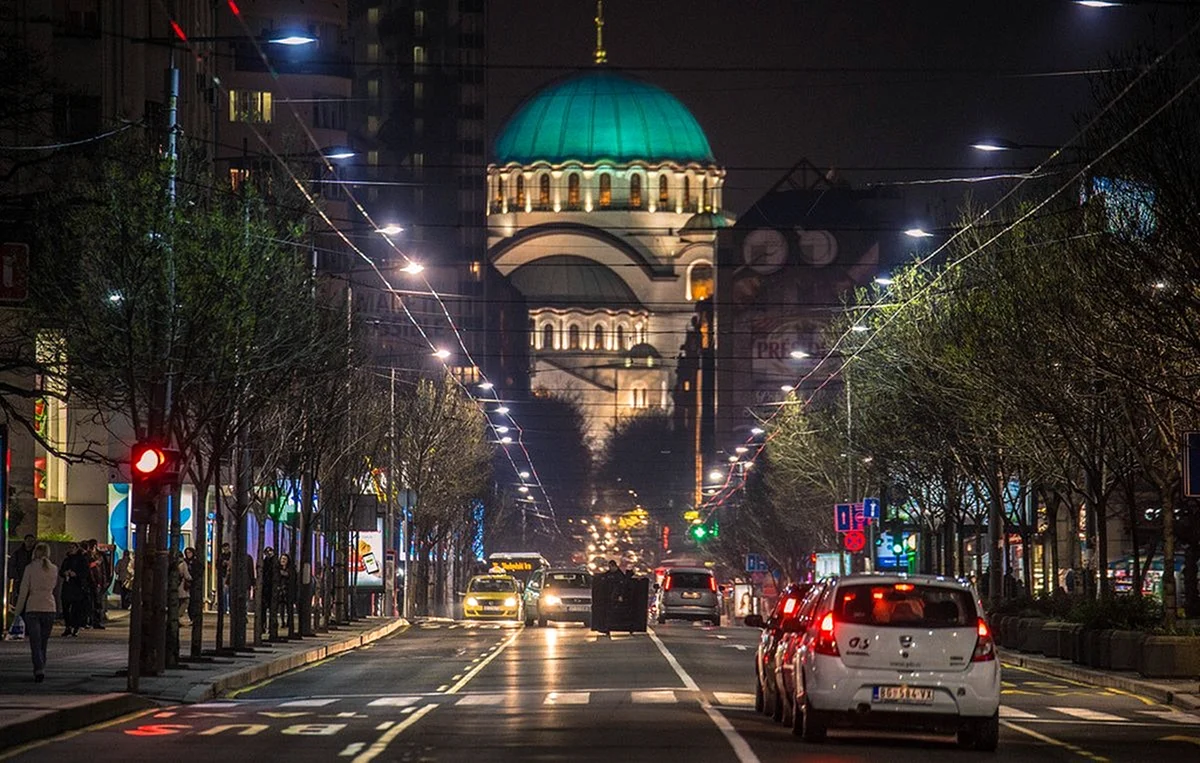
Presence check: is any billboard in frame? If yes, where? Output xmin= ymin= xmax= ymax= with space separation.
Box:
xmin=351 ymin=518 xmax=384 ymax=588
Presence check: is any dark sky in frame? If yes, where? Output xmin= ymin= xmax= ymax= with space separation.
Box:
xmin=488 ymin=0 xmax=1191 ymax=218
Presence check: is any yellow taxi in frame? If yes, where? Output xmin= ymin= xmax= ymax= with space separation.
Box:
xmin=463 ymin=574 xmax=524 ymax=620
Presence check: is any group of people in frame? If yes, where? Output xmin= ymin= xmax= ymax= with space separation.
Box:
xmin=256 ymin=546 xmax=298 ymax=636
xmin=57 ymin=539 xmax=113 ymax=636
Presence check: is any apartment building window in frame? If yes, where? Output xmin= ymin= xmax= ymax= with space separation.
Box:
xmin=368 ymin=7 xmax=380 ymax=24
xmin=598 ymin=173 xmax=612 ymax=208
xmin=312 ymin=96 xmax=347 ymax=130
xmin=368 ymin=150 xmax=379 ymax=166
xmin=413 ymin=82 xmax=424 ymax=106
xmin=658 ymin=175 xmax=669 ymax=205
xmin=413 ymin=117 xmax=424 ymax=136
xmin=367 ymin=78 xmax=380 ymax=98
xmin=630 ymin=174 xmax=642 ymax=209
xmin=567 ymin=173 xmax=581 ymax=208
xmin=367 ymin=115 xmax=380 ymax=134
xmin=413 ymin=10 xmax=425 ymax=34
xmin=413 ymin=46 xmax=427 ymax=73
xmin=413 ymin=152 xmax=425 ymax=178
xmin=229 ymin=90 xmax=272 ymax=123
xmin=367 ymin=43 xmax=380 ymax=62
xmin=57 ymin=0 xmax=100 ymax=37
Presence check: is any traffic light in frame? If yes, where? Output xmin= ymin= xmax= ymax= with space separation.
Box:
xmin=130 ymin=441 xmax=180 ymax=524
xmin=689 ymin=523 xmax=708 ymax=542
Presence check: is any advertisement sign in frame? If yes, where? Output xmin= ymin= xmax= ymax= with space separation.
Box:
xmin=351 ymin=518 xmax=384 ymax=588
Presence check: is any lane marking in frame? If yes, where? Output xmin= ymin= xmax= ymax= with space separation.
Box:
xmin=455 ymin=694 xmax=505 ymax=706
xmin=375 ymin=721 xmax=394 ymax=730
xmin=999 ymin=705 xmax=1037 ymax=719
xmin=1107 ymin=686 xmax=1158 ymax=706
xmin=367 ymin=696 xmax=421 ymax=707
xmin=713 ymin=692 xmax=755 ymax=708
xmin=1139 ymin=709 xmax=1200 ymax=724
xmin=444 ymin=629 xmax=522 ymax=694
xmin=435 ymin=684 xmax=449 ymax=692
xmin=631 ymin=690 xmax=677 ymax=704
xmin=544 ymin=692 xmax=589 ymax=705
xmin=1001 ymin=719 xmax=1109 ymax=761
xmin=352 ymin=703 xmax=437 ymax=763
xmin=1049 ymin=707 xmax=1125 ymax=722
xmin=1161 ymin=735 xmax=1200 ymax=746
xmin=647 ymin=628 xmax=760 ymax=763
xmin=339 ymin=742 xmax=365 ymax=757
xmin=279 ymin=698 xmax=339 ymax=707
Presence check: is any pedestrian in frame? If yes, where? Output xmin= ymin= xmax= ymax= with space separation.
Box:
xmin=115 ymin=551 xmax=134 ymax=609
xmin=59 ymin=543 xmax=89 ymax=636
xmin=7 ymin=534 xmax=36 ymax=603
xmin=13 ymin=542 xmax=59 ymax=682
xmin=277 ymin=553 xmax=296 ymax=635
xmin=217 ymin=542 xmax=231 ymax=614
xmin=259 ymin=547 xmax=276 ymax=636
xmin=184 ymin=547 xmax=202 ymax=624
xmin=86 ymin=541 xmax=106 ymax=629
xmin=177 ymin=547 xmax=194 ymax=625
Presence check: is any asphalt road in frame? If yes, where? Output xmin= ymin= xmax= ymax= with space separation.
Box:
xmin=5 ymin=618 xmax=1199 ymax=761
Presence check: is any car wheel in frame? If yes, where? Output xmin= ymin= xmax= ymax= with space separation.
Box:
xmin=538 ymin=616 xmax=548 ymax=628
xmin=958 ymin=712 xmax=999 ymax=752
xmin=799 ymin=698 xmax=826 ymax=743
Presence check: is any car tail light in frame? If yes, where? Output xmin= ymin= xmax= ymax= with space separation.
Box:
xmin=814 ymin=612 xmax=839 ymax=656
xmin=663 ymin=576 xmax=672 ymax=591
xmin=709 ymin=576 xmax=718 ymax=592
xmin=782 ymin=597 xmax=797 ymax=615
xmin=972 ymin=617 xmax=996 ymax=662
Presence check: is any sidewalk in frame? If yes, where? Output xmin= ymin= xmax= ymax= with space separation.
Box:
xmin=0 ymin=609 xmax=406 ymax=750
xmin=1000 ymin=648 xmax=1200 ymax=711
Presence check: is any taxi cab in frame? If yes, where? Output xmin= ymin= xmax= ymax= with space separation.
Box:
xmin=463 ymin=574 xmax=524 ymax=621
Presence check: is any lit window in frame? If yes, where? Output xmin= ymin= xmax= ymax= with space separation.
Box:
xmin=367 ymin=43 xmax=380 ymax=62
xmin=539 ymin=174 xmax=551 ymax=206
xmin=599 ymin=173 xmax=612 ymax=208
xmin=689 ymin=262 xmax=714 ymax=301
xmin=516 ymin=175 xmax=525 ymax=207
xmin=228 ymin=90 xmax=272 ymax=123
xmin=368 ymin=7 xmax=380 ymax=25
xmin=367 ymin=115 xmax=380 ymax=134
xmin=414 ymin=10 xmax=425 ymax=35
xmin=413 ymin=45 xmax=427 ymax=64
xmin=630 ymin=174 xmax=642 ymax=209
xmin=568 ymin=324 xmax=581 ymax=349
xmin=567 ymin=173 xmax=581 ymax=208
xmin=367 ymin=78 xmax=380 ymax=98
xmin=495 ymin=177 xmax=505 ymax=205
xmin=683 ymin=176 xmax=691 ymax=209
xmin=594 ymin=324 xmax=605 ymax=350
xmin=413 ymin=82 xmax=424 ymax=105
xmin=542 ymin=324 xmax=555 ymax=350
xmin=658 ymin=174 xmax=669 ymax=205
xmin=616 ymin=325 xmax=626 ymax=349
xmin=368 ymin=150 xmax=379 ymax=166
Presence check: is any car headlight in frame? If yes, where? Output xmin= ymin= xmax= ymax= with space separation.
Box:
xmin=543 ymin=594 xmax=561 ymax=606
xmin=504 ymin=597 xmax=517 ymax=607
xmin=466 ymin=597 xmax=479 ymax=607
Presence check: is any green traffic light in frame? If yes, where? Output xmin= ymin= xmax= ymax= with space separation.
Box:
xmin=892 ymin=543 xmax=904 ymax=554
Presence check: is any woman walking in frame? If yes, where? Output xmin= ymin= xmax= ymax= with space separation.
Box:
xmin=59 ymin=543 xmax=89 ymax=636
xmin=14 ymin=543 xmax=60 ymax=682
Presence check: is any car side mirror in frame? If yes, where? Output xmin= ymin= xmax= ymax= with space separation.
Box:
xmin=743 ymin=614 xmax=765 ymax=629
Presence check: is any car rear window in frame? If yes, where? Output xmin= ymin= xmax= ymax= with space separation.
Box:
xmin=546 ymin=572 xmax=591 ymax=589
xmin=668 ymin=572 xmax=712 ymax=589
xmin=469 ymin=578 xmax=517 ymax=593
xmin=833 ymin=583 xmax=976 ymax=627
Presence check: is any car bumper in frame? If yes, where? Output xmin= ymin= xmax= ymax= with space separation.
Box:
xmin=540 ymin=606 xmax=592 ymax=622
xmin=800 ymin=655 xmax=1000 ymax=724
xmin=661 ymin=605 xmax=721 ymax=619
xmin=463 ymin=607 xmax=521 ymax=620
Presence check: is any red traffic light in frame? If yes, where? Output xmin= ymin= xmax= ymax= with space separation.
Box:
xmin=131 ymin=443 xmax=174 ymax=478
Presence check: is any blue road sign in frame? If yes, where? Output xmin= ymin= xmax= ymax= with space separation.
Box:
xmin=863 ymin=497 xmax=881 ymax=521
xmin=745 ymin=553 xmax=768 ymax=573
xmin=835 ymin=503 xmax=854 ymax=532
xmin=1187 ymin=433 xmax=1200 ymax=498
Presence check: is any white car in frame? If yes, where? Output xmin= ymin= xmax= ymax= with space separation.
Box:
xmin=790 ymin=574 xmax=1000 ymax=751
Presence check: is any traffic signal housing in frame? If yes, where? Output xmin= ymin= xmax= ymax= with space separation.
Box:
xmin=130 ymin=441 xmax=180 ymax=524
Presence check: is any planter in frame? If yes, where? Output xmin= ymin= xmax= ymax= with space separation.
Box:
xmin=1019 ymin=618 xmax=1045 ymax=654
xmin=1110 ymin=630 xmax=1144 ymax=671
xmin=1080 ymin=629 xmax=1113 ymax=668
xmin=1058 ymin=623 xmax=1083 ymax=662
xmin=1138 ymin=635 xmax=1200 ymax=678
xmin=996 ymin=615 xmax=1014 ymax=647
xmin=1042 ymin=621 xmax=1066 ymax=658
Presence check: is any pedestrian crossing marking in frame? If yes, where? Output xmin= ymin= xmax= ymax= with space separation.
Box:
xmin=456 ymin=694 xmax=506 ymax=706
xmin=1000 ymin=706 xmax=1036 ymax=719
xmin=712 ymin=692 xmax=755 ymax=708
xmin=1139 ymin=709 xmax=1200 ymax=724
xmin=631 ymin=690 xmax=677 ymax=704
xmin=544 ymin=692 xmax=590 ymax=705
xmin=367 ymin=696 xmax=421 ymax=707
xmin=280 ymin=699 xmax=339 ymax=707
xmin=1049 ymin=707 xmax=1125 ymax=722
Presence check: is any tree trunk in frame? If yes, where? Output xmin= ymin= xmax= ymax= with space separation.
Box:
xmin=297 ymin=467 xmax=315 ymax=636
xmin=190 ymin=480 xmax=209 ymax=658
xmin=988 ymin=473 xmax=1004 ymax=602
xmin=1183 ymin=543 xmax=1199 ymax=619
xmin=1162 ymin=488 xmax=1177 ymax=629
xmin=166 ymin=482 xmax=183 ymax=668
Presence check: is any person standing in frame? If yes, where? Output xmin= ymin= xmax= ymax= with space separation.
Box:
xmin=86 ymin=541 xmax=106 ymax=629
xmin=59 ymin=543 xmax=89 ymax=636
xmin=259 ymin=547 xmax=276 ymax=636
xmin=176 ymin=548 xmax=194 ymax=626
xmin=14 ymin=543 xmax=60 ymax=682
xmin=184 ymin=547 xmax=202 ymax=625
xmin=277 ymin=553 xmax=296 ymax=635
xmin=7 ymin=534 xmax=36 ymax=605
xmin=115 ymin=551 xmax=134 ymax=609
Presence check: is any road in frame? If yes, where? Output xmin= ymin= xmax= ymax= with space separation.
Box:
xmin=4 ymin=619 xmax=1199 ymax=761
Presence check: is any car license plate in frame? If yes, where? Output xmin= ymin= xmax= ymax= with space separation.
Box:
xmin=483 ymin=605 xmax=500 ymax=612
xmin=682 ymin=592 xmax=700 ymax=599
xmin=873 ymin=686 xmax=934 ymax=704
xmin=566 ymin=605 xmax=589 ymax=612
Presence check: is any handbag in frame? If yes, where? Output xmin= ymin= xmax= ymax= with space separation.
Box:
xmin=8 ymin=614 xmax=25 ymax=639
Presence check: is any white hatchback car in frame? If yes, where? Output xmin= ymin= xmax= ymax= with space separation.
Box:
xmin=790 ymin=574 xmax=1000 ymax=751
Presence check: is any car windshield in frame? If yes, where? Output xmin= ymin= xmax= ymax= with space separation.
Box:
xmin=469 ymin=578 xmax=517 ymax=593
xmin=834 ymin=583 xmax=976 ymax=627
xmin=546 ymin=572 xmax=591 ymax=589
xmin=668 ymin=572 xmax=712 ymax=589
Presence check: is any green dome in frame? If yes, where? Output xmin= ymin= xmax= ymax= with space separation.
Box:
xmin=494 ymin=70 xmax=715 ymax=166
xmin=508 ymin=255 xmax=641 ymax=308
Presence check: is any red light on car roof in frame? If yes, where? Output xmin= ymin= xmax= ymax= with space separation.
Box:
xmin=872 ymin=591 xmax=884 ymax=600
xmin=783 ymin=598 xmax=797 ymax=614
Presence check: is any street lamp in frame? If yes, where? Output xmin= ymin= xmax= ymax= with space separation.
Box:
xmin=400 ymin=262 xmax=424 ymax=275
xmin=789 ymin=349 xmax=809 ymax=359
xmin=874 ymin=274 xmax=895 ymax=285
xmin=904 ymin=227 xmax=935 ymax=238
xmin=494 ymin=406 xmax=510 ymax=415
xmin=750 ymin=427 xmax=764 ymax=436
xmin=376 ymin=223 xmax=404 ymax=236
xmin=478 ymin=381 xmax=494 ymax=391
xmin=432 ymin=348 xmax=451 ymax=360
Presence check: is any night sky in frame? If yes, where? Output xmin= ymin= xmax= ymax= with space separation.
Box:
xmin=488 ymin=0 xmax=1192 ymax=219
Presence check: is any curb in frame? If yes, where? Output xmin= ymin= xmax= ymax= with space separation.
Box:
xmin=181 ymin=617 xmax=409 ymax=703
xmin=1002 ymin=651 xmax=1200 ymax=710
xmin=0 ymin=693 xmax=157 ymax=752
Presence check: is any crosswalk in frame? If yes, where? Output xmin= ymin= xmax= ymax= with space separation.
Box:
xmin=1000 ymin=705 xmax=1200 ymax=725
xmin=359 ymin=689 xmax=754 ymax=709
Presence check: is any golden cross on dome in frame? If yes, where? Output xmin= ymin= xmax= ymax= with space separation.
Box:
xmin=594 ymin=0 xmax=607 ymax=65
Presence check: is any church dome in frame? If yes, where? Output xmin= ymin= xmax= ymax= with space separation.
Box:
xmin=508 ymin=255 xmax=641 ymax=308
xmin=494 ymin=70 xmax=715 ymax=166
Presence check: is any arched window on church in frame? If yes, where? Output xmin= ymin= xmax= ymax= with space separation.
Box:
xmin=688 ymin=261 xmax=714 ymax=301
xmin=658 ymin=175 xmax=669 ymax=205
xmin=630 ymin=385 xmax=648 ymax=409
xmin=594 ymin=324 xmax=606 ymax=350
xmin=529 ymin=318 xmax=536 ymax=346
xmin=539 ymin=174 xmax=551 ymax=207
xmin=598 ymin=173 xmax=612 ymax=208
xmin=702 ymin=177 xmax=709 ymax=211
xmin=616 ymin=325 xmax=627 ymax=350
xmin=495 ymin=177 xmax=505 ymax=208
xmin=567 ymin=173 xmax=581 ymax=208
xmin=542 ymin=323 xmax=555 ymax=350
xmin=516 ymin=175 xmax=525 ymax=208
xmin=630 ymin=174 xmax=643 ymax=209
xmin=567 ymin=324 xmax=581 ymax=350
xmin=682 ymin=175 xmax=691 ymax=210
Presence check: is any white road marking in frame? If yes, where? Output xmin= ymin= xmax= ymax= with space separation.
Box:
xmin=1000 ymin=706 xmax=1037 ymax=719
xmin=631 ymin=690 xmax=677 ymax=704
xmin=279 ymin=699 xmax=338 ymax=707
xmin=544 ymin=692 xmax=590 ymax=705
xmin=1139 ymin=709 xmax=1200 ymax=724
xmin=339 ymin=742 xmax=365 ymax=757
xmin=445 ymin=630 xmax=522 ymax=695
xmin=374 ymin=721 xmax=394 ymax=730
xmin=648 ymin=628 xmax=760 ymax=763
xmin=713 ymin=692 xmax=755 ymax=708
xmin=455 ymin=694 xmax=506 ymax=706
xmin=1049 ymin=707 xmax=1125 ymax=722
xmin=352 ymin=704 xmax=437 ymax=763
xmin=367 ymin=696 xmax=421 ymax=707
